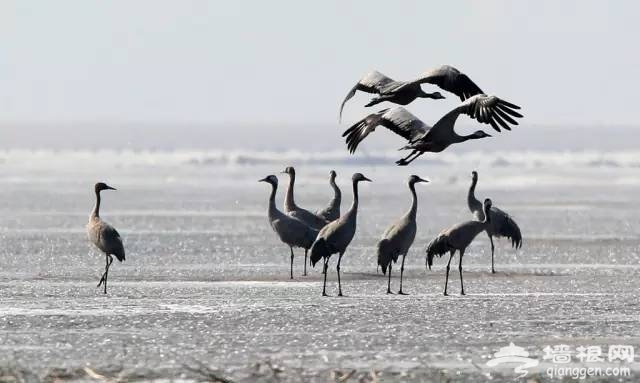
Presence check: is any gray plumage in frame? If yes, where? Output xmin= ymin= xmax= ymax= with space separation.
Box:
xmin=86 ymin=182 xmax=125 ymax=294
xmin=468 ymin=171 xmax=522 ymax=273
xmin=315 ymin=170 xmax=341 ymax=222
xmin=377 ymin=175 xmax=429 ymax=295
xmin=339 ymin=70 xmax=445 ymax=122
xmin=259 ymin=175 xmax=318 ymax=278
xmin=342 ymin=94 xmax=523 ymax=166
xmin=281 ymin=166 xmax=329 ymax=230
xmin=310 ymin=173 xmax=372 ymax=296
xmin=412 ymin=65 xmax=484 ymax=101
xmin=426 ymin=198 xmax=493 ymax=296
xmin=338 ymin=65 xmax=485 ymax=123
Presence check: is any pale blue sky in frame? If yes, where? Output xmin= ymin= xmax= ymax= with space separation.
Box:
xmin=1 ymin=1 xmax=639 ymax=127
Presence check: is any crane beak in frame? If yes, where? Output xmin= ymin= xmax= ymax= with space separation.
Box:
xmin=105 ymin=185 xmax=117 ymax=191
xmin=362 ymin=176 xmax=372 ymax=182
xmin=258 ymin=177 xmax=268 ymax=183
xmin=417 ymin=177 xmax=429 ymax=183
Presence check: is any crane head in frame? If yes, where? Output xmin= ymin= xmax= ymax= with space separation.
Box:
xmin=472 ymin=130 xmax=492 ymax=139
xmin=94 ymin=182 xmax=116 ymax=193
xmin=280 ymin=166 xmax=295 ymax=176
xmin=352 ymin=173 xmax=372 ymax=183
xmin=419 ymin=89 xmax=445 ymax=100
xmin=483 ymin=198 xmax=493 ymax=213
xmin=471 ymin=170 xmax=478 ymax=181
xmin=258 ymin=175 xmax=278 ymax=185
xmin=329 ymin=170 xmax=337 ymax=179
xmin=409 ymin=175 xmax=429 ymax=185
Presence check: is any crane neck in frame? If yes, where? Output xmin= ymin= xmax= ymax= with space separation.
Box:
xmin=349 ymin=179 xmax=360 ymax=214
xmin=267 ymin=182 xmax=278 ymax=217
xmin=284 ymin=173 xmax=296 ymax=211
xmin=91 ymin=190 xmax=101 ymax=219
xmin=467 ymin=178 xmax=482 ymax=213
xmin=330 ymin=178 xmax=341 ymax=203
xmin=457 ymin=132 xmax=477 ymax=144
xmin=482 ymin=203 xmax=492 ymax=225
xmin=407 ymin=182 xmax=418 ymax=220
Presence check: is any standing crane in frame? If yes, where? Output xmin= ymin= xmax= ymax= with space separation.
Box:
xmin=315 ymin=170 xmax=341 ymax=222
xmin=310 ymin=173 xmax=372 ymax=296
xmin=87 ymin=182 xmax=125 ymax=294
xmin=259 ymin=175 xmax=318 ymax=278
xmin=426 ymin=198 xmax=493 ymax=295
xmin=468 ymin=171 xmax=522 ymax=273
xmin=342 ymin=94 xmax=522 ymax=165
xmin=377 ymin=175 xmax=429 ymax=295
xmin=281 ymin=166 xmax=329 ymax=229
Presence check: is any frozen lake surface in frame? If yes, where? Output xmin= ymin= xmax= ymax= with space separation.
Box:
xmin=1 ymin=149 xmax=640 ymax=381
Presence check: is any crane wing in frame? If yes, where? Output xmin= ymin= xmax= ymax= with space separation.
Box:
xmin=490 ymin=207 xmax=523 ymax=249
xmin=460 ymin=94 xmax=522 ymax=132
xmin=272 ymin=216 xmax=319 ymax=248
xmin=341 ymin=107 xmax=430 ymax=154
xmin=339 ymin=71 xmax=397 ymax=122
xmin=429 ymin=94 xmax=523 ymax=139
xmin=413 ymin=65 xmax=484 ymax=101
xmin=99 ymin=223 xmax=125 ymax=261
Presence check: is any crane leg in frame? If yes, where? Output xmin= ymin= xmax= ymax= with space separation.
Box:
xmin=337 ymin=253 xmax=344 ymax=297
xmin=395 ymin=150 xmax=417 ymax=166
xmin=303 ymin=249 xmax=308 ymax=276
xmin=97 ymin=254 xmax=113 ymax=294
xmin=386 ymin=264 xmax=393 ymax=294
xmin=396 ymin=151 xmax=424 ymax=166
xmin=398 ymin=254 xmax=408 ymax=295
xmin=404 ymin=151 xmax=424 ymax=165
xmin=105 ymin=255 xmax=113 ymax=294
xmin=364 ymin=97 xmax=383 ymax=107
xmin=444 ymin=251 xmax=454 ymax=296
xmin=459 ymin=249 xmax=465 ymax=295
xmin=97 ymin=253 xmax=113 ymax=294
xmin=289 ymin=247 xmax=294 ymax=279
xmin=97 ymin=257 xmax=106 ymax=287
xmin=322 ymin=258 xmax=329 ymax=296
xmin=489 ymin=235 xmax=496 ymax=274
xmin=366 ymin=94 xmax=395 ymax=108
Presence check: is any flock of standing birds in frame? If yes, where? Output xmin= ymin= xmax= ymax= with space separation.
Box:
xmin=87 ymin=65 xmax=524 ymax=296
xmin=261 ymin=65 xmax=524 ymax=296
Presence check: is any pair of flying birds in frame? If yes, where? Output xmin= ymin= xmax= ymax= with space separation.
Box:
xmin=338 ymin=65 xmax=523 ymax=165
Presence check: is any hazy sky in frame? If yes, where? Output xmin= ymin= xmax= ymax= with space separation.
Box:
xmin=1 ymin=1 xmax=639 ymax=127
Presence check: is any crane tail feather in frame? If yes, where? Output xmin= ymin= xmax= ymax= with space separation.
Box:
xmin=376 ymin=239 xmax=392 ymax=275
xmin=425 ymin=234 xmax=449 ymax=270
xmin=113 ymin=241 xmax=126 ymax=262
xmin=309 ymin=237 xmax=330 ymax=267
